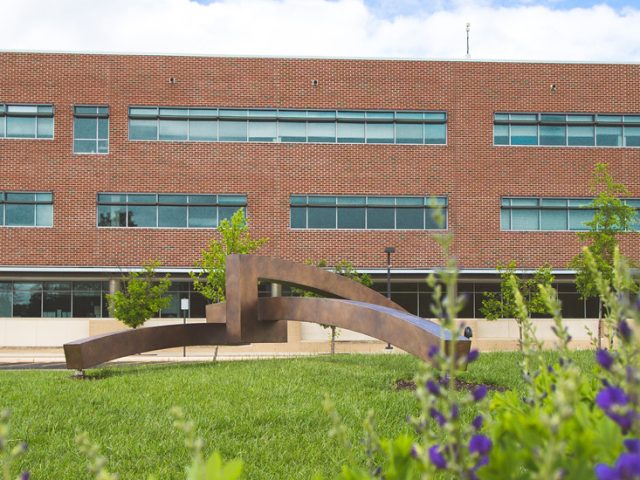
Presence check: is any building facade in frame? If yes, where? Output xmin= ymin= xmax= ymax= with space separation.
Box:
xmin=0 ymin=52 xmax=639 ymax=347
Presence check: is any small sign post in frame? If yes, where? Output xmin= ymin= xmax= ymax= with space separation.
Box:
xmin=181 ymin=298 xmax=189 ymax=357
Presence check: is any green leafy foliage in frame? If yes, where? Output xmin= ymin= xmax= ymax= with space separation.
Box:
xmin=570 ymin=162 xmax=637 ymax=299
xmin=480 ymin=261 xmax=554 ymax=320
xmin=480 ymin=274 xmax=623 ymax=479
xmin=570 ymin=163 xmax=638 ymax=347
xmin=190 ymin=208 xmax=267 ymax=303
xmin=106 ymin=260 xmax=172 ymax=329
xmin=325 ymin=230 xmax=638 ymax=479
xmin=292 ymin=259 xmax=373 ymax=354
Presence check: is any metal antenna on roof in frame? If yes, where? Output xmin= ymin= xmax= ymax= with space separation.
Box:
xmin=466 ymin=22 xmax=471 ymax=58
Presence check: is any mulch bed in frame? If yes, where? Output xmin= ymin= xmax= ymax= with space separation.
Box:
xmin=395 ymin=378 xmax=508 ymax=393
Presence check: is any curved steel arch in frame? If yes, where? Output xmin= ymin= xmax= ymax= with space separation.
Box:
xmin=64 ymin=255 xmax=471 ymax=370
xmin=258 ymin=297 xmax=468 ymax=361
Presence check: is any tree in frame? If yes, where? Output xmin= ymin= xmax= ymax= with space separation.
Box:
xmin=481 ymin=261 xmax=555 ymax=320
xmin=107 ymin=261 xmax=172 ymax=329
xmin=292 ymin=259 xmax=373 ymax=355
xmin=189 ymin=208 xmax=267 ymax=303
xmin=570 ymin=163 xmax=638 ymax=347
xmin=481 ymin=261 xmax=554 ymax=350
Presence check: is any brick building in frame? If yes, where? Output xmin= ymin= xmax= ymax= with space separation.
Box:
xmin=0 ymin=51 xmax=638 ymax=347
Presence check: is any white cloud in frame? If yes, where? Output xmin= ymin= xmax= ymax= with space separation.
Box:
xmin=1 ymin=0 xmax=639 ymax=61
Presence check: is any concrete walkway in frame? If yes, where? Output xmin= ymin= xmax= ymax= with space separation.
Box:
xmin=0 ymin=347 xmax=389 ymax=370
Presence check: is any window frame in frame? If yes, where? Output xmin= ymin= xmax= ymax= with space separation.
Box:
xmin=289 ymin=195 xmax=448 ymax=231
xmin=73 ymin=105 xmax=109 ymax=154
xmin=0 ymin=191 xmax=54 ymax=228
xmin=494 ymin=112 xmax=640 ymax=148
xmin=128 ymin=107 xmax=448 ymax=145
xmin=0 ymin=104 xmax=54 ymax=140
xmin=500 ymin=197 xmax=640 ymax=232
xmin=96 ymin=193 xmax=247 ymax=229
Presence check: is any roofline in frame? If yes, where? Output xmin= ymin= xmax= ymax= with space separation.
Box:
xmin=1 ymin=48 xmax=638 ymax=66
xmin=0 ymin=266 xmax=578 ymax=276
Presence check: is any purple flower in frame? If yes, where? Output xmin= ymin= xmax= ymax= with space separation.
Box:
xmin=469 ymin=435 xmax=492 ymax=456
xmin=597 ymin=349 xmax=615 ymax=371
xmin=473 ymin=385 xmax=488 ymax=402
xmin=426 ymin=380 xmax=440 ymax=396
xmin=609 ymin=411 xmax=636 ymax=435
xmin=625 ymin=439 xmax=640 ymax=454
xmin=596 ymin=387 xmax=628 ymax=411
xmin=467 ymin=350 xmax=480 ymax=363
xmin=428 ymin=345 xmax=439 ymax=359
xmin=410 ymin=444 xmax=419 ymax=459
xmin=596 ymin=387 xmax=635 ymax=433
xmin=429 ymin=445 xmax=447 ymax=469
xmin=619 ymin=320 xmax=633 ymax=342
xmin=595 ymin=453 xmax=640 ymax=480
xmin=429 ymin=407 xmax=446 ymax=426
xmin=472 ymin=415 xmax=483 ymax=431
xmin=451 ymin=404 xmax=459 ymax=420
xmin=20 ymin=473 xmax=30 ymax=480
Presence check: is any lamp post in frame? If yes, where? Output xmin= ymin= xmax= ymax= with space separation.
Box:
xmin=384 ymin=246 xmax=395 ymax=350
xmin=180 ymin=298 xmax=189 ymax=358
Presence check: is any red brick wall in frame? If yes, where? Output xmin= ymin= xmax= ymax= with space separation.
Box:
xmin=0 ymin=53 xmax=638 ymax=270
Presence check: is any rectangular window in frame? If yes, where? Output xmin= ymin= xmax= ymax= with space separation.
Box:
xmin=12 ymin=283 xmax=42 ymax=317
xmin=596 ymin=125 xmax=622 ymax=147
xmin=129 ymin=107 xmax=447 ymax=145
xmin=540 ymin=125 xmax=566 ymax=146
xmin=0 ymin=280 xmax=211 ymax=319
xmin=501 ymin=197 xmax=639 ymax=231
xmin=74 ymin=106 xmax=109 ymax=153
xmin=567 ymin=125 xmax=595 ymax=146
xmin=366 ymin=123 xmax=394 ymax=144
xmin=279 ymin=121 xmax=306 ymax=142
xmin=307 ymin=122 xmax=336 ymax=143
xmin=97 ymin=193 xmax=247 ymax=228
xmin=495 ymin=112 xmax=640 ymax=148
xmin=510 ymin=125 xmax=538 ymax=145
xmin=0 ymin=283 xmax=12 ymax=317
xmin=0 ymin=192 xmax=53 ymax=227
xmin=625 ymin=126 xmax=640 ymax=147
xmin=395 ymin=123 xmax=423 ymax=144
xmin=0 ymin=104 xmax=53 ymax=139
xmin=290 ymin=195 xmax=447 ymax=230
xmin=73 ymin=282 xmax=105 ymax=318
xmin=43 ymin=282 xmax=72 ymax=317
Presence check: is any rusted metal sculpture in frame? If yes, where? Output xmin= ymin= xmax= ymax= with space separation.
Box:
xmin=64 ymin=255 xmax=471 ymax=370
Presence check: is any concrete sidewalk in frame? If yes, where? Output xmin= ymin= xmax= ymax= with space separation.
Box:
xmin=0 ymin=347 xmax=398 ymax=369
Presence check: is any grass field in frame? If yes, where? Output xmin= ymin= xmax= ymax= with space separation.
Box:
xmin=0 ymin=351 xmax=596 ymax=479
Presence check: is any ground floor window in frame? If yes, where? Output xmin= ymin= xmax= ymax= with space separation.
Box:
xmin=369 ymin=279 xmax=600 ymax=319
xmin=0 ymin=280 xmax=208 ymax=318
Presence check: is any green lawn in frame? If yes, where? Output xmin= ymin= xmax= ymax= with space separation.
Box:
xmin=1 ymin=351 xmax=596 ymax=479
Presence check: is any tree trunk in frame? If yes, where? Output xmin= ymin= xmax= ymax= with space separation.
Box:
xmin=519 ymin=324 xmax=523 ymax=352
xmin=330 ymin=326 xmax=336 ymax=355
xmin=597 ymin=300 xmax=603 ymax=350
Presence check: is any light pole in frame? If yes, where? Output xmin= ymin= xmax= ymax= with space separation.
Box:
xmin=385 ymin=246 xmax=395 ymax=350
xmin=180 ymin=298 xmax=189 ymax=358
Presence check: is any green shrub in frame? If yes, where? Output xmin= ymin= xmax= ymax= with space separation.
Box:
xmin=106 ymin=260 xmax=172 ymax=329
xmin=190 ymin=208 xmax=267 ymax=304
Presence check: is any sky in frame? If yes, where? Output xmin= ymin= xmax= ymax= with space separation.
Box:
xmin=1 ymin=0 xmax=640 ymax=62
